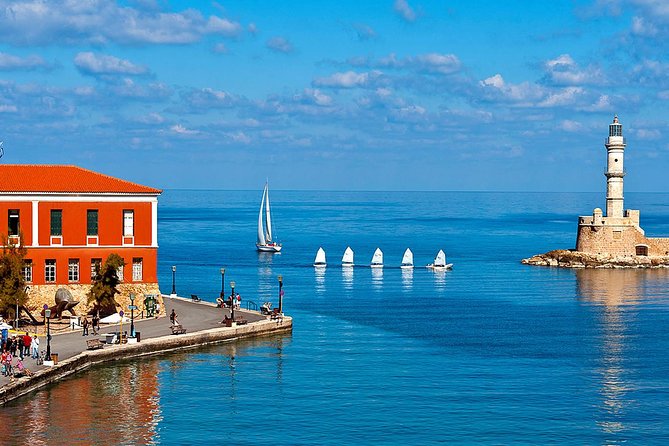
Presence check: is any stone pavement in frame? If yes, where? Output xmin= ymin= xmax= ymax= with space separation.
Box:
xmin=0 ymin=295 xmax=267 ymax=383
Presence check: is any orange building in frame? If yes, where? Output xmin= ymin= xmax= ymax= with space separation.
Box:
xmin=0 ymin=165 xmax=162 ymax=312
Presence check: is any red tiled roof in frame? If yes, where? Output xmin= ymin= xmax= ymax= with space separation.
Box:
xmin=0 ymin=165 xmax=161 ymax=194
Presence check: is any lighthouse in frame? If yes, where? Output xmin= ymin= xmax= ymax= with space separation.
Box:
xmin=605 ymin=115 xmax=625 ymax=218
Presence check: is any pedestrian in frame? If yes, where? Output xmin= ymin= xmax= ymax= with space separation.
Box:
xmin=155 ymin=302 xmax=161 ymax=319
xmin=92 ymin=313 xmax=99 ymax=335
xmin=30 ymin=335 xmax=39 ymax=359
xmin=82 ymin=317 xmax=89 ymax=336
xmin=22 ymin=332 xmax=31 ymax=358
xmin=169 ymin=309 xmax=178 ymax=326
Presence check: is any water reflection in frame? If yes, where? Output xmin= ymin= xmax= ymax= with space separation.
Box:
xmin=315 ymin=267 xmax=326 ymax=293
xmin=575 ymin=269 xmax=646 ymax=438
xmin=401 ymin=268 xmax=413 ymax=291
xmin=342 ymin=266 xmax=354 ymax=290
xmin=431 ymin=269 xmax=446 ymax=289
xmin=371 ymin=267 xmax=383 ymax=290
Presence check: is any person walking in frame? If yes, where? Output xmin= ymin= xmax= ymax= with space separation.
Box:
xmin=22 ymin=332 xmax=31 ymax=358
xmin=92 ymin=313 xmax=99 ymax=335
xmin=82 ymin=317 xmax=89 ymax=336
xmin=30 ymin=335 xmax=39 ymax=360
xmin=155 ymin=302 xmax=161 ymax=319
xmin=169 ymin=309 xmax=178 ymax=326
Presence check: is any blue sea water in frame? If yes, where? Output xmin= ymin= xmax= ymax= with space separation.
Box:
xmin=3 ymin=190 xmax=669 ymax=444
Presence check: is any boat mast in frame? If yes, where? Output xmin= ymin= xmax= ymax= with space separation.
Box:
xmin=257 ymin=185 xmax=267 ymax=245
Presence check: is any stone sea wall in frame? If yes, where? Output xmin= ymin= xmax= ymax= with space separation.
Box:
xmin=522 ymin=249 xmax=669 ymax=268
xmin=0 ymin=316 xmax=292 ymax=406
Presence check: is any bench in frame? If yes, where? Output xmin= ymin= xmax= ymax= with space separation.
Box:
xmin=171 ymin=325 xmax=187 ymax=335
xmin=87 ymin=338 xmax=105 ymax=350
xmin=236 ymin=318 xmax=248 ymax=325
xmin=191 ymin=294 xmax=201 ymax=302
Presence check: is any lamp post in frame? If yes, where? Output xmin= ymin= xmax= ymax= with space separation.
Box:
xmin=220 ymin=268 xmax=226 ymax=298
xmin=43 ymin=304 xmax=51 ymax=360
xmin=129 ymin=294 xmax=136 ymax=337
xmin=230 ymin=281 xmax=235 ymax=322
xmin=278 ymin=275 xmax=284 ymax=314
xmin=171 ymin=265 xmax=177 ymax=296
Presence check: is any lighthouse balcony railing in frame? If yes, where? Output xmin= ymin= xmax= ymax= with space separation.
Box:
xmin=605 ymin=137 xmax=626 ymax=145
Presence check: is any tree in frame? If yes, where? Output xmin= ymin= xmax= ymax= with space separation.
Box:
xmin=0 ymin=233 xmax=28 ymax=321
xmin=88 ymin=253 xmax=125 ymax=317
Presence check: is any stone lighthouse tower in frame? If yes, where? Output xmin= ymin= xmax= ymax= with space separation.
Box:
xmin=605 ymin=115 xmax=625 ymax=218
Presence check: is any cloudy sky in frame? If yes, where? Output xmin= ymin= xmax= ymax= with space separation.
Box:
xmin=1 ymin=0 xmax=669 ymax=191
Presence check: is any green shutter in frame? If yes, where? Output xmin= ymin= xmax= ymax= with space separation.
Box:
xmin=87 ymin=210 xmax=98 ymax=236
xmin=50 ymin=210 xmax=62 ymax=236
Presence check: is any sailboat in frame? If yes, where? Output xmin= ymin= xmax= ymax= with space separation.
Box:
xmin=426 ymin=249 xmax=453 ymax=270
xmin=400 ymin=248 xmax=414 ymax=269
xmin=342 ymin=246 xmax=354 ymax=267
xmin=256 ymin=182 xmax=282 ymax=252
xmin=314 ymin=247 xmax=327 ymax=267
xmin=370 ymin=248 xmax=383 ymax=268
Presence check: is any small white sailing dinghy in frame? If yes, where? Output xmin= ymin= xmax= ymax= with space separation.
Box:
xmin=314 ymin=247 xmax=327 ymax=267
xmin=370 ymin=248 xmax=383 ymax=268
xmin=342 ymin=246 xmax=354 ymax=267
xmin=256 ymin=181 xmax=282 ymax=252
xmin=400 ymin=248 xmax=414 ymax=269
xmin=426 ymin=249 xmax=453 ymax=270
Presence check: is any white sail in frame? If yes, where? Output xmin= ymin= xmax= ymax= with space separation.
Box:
xmin=401 ymin=248 xmax=414 ymax=267
xmin=342 ymin=246 xmax=354 ymax=266
xmin=370 ymin=248 xmax=383 ymax=267
xmin=264 ymin=182 xmax=273 ymax=242
xmin=314 ymin=247 xmax=327 ymax=266
xmin=257 ymin=185 xmax=267 ymax=246
xmin=434 ymin=249 xmax=446 ymax=267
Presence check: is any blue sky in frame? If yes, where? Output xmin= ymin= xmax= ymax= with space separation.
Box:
xmin=1 ymin=0 xmax=669 ymax=191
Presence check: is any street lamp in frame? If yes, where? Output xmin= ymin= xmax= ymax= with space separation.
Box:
xmin=220 ymin=268 xmax=226 ymax=298
xmin=278 ymin=275 xmax=284 ymax=314
xmin=129 ymin=293 xmax=136 ymax=337
xmin=230 ymin=281 xmax=236 ymax=322
xmin=171 ymin=265 xmax=177 ymax=296
xmin=43 ymin=304 xmax=51 ymax=360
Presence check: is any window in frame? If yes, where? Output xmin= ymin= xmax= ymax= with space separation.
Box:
xmin=123 ymin=210 xmax=134 ymax=237
xmin=22 ymin=260 xmax=32 ymax=283
xmin=132 ymin=258 xmax=143 ymax=281
xmin=117 ymin=263 xmax=124 ymax=282
xmin=87 ymin=210 xmax=98 ymax=236
xmin=68 ymin=259 xmax=80 ymax=282
xmin=45 ymin=260 xmax=56 ymax=283
xmin=50 ymin=209 xmax=62 ymax=236
xmin=8 ymin=210 xmax=19 ymax=236
xmin=90 ymin=258 xmax=102 ymax=281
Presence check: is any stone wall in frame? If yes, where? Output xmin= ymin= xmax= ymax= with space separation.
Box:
xmin=24 ymin=283 xmax=163 ymax=318
xmin=576 ymin=223 xmax=669 ymax=256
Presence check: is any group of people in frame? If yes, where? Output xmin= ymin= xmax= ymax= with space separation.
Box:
xmin=1 ymin=332 xmax=38 ymax=378
xmin=216 ymin=293 xmax=242 ymax=309
xmin=81 ymin=314 xmax=101 ymax=336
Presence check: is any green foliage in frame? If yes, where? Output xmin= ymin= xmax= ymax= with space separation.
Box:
xmin=88 ymin=253 xmax=125 ymax=316
xmin=0 ymin=233 xmax=28 ymax=319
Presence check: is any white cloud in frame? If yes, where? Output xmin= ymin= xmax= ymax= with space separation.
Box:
xmin=394 ymin=0 xmax=417 ymax=22
xmin=74 ymin=52 xmax=148 ymax=76
xmin=353 ymin=52 xmax=462 ymax=75
xmin=170 ymin=124 xmax=199 ymax=135
xmin=538 ymin=87 xmax=584 ymax=107
xmin=559 ymin=119 xmax=584 ymax=132
xmin=636 ymin=128 xmax=661 ymax=139
xmin=0 ymin=1 xmax=243 ymax=45
xmin=298 ymin=88 xmax=333 ymax=106
xmin=543 ymin=54 xmax=606 ymax=85
xmin=313 ymin=71 xmax=379 ymax=88
xmin=266 ymin=36 xmax=294 ymax=53
xmin=0 ymin=52 xmax=50 ymax=71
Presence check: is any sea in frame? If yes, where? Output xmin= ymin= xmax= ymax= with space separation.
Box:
xmin=2 ymin=190 xmax=669 ymax=445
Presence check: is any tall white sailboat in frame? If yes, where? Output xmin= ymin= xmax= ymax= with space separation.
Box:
xmin=256 ymin=182 xmax=282 ymax=252
xmin=400 ymin=248 xmax=414 ymax=269
xmin=314 ymin=247 xmax=327 ymax=267
xmin=342 ymin=246 xmax=354 ymax=267
xmin=427 ymin=249 xmax=453 ymax=270
xmin=370 ymin=248 xmax=384 ymax=268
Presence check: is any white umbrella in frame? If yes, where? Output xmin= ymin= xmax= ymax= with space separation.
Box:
xmin=99 ymin=313 xmax=129 ymax=324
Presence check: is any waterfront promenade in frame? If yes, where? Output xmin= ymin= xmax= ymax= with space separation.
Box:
xmin=0 ymin=295 xmax=291 ymax=404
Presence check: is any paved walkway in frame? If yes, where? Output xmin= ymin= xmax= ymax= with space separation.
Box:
xmin=0 ymin=295 xmax=267 ymax=383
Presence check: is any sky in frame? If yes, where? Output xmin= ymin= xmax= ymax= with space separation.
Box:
xmin=1 ymin=0 xmax=669 ymax=192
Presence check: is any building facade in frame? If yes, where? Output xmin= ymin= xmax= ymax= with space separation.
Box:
xmin=0 ymin=165 xmax=162 ymax=314
xmin=576 ymin=117 xmax=669 ymax=256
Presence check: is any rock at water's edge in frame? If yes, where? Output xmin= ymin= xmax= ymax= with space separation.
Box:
xmin=521 ymin=249 xmax=669 ymax=268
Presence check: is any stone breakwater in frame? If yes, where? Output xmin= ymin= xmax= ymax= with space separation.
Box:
xmin=0 ymin=317 xmax=292 ymax=406
xmin=522 ymin=249 xmax=669 ymax=268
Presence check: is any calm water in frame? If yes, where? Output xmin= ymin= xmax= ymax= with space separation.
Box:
xmin=3 ymin=191 xmax=669 ymax=444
